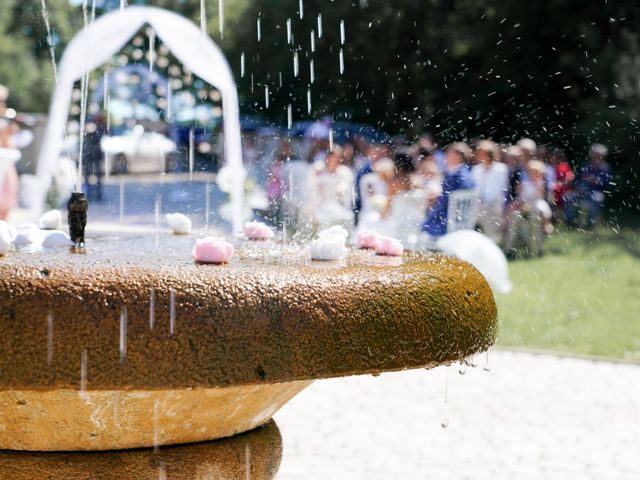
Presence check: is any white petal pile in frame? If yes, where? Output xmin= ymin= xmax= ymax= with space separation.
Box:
xmin=41 ymin=230 xmax=73 ymax=248
xmin=0 ymin=221 xmax=12 ymax=256
xmin=166 ymin=213 xmax=192 ymax=235
xmin=310 ymin=226 xmax=350 ymax=261
xmin=38 ymin=209 xmax=62 ymax=230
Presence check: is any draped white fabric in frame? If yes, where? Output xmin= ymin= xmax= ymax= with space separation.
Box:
xmin=36 ymin=6 xmax=245 ymax=233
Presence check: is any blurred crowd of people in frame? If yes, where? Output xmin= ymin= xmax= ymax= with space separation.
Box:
xmin=254 ymin=131 xmax=613 ymax=256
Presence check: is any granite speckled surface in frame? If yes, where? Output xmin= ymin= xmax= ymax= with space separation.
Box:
xmin=0 ymin=234 xmax=497 ymax=390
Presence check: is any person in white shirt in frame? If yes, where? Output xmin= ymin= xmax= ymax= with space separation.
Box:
xmin=471 ymin=140 xmax=508 ymax=243
xmin=312 ymin=146 xmax=355 ymax=230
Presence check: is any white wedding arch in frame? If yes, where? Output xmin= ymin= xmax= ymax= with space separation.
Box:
xmin=36 ymin=6 xmax=245 ymax=233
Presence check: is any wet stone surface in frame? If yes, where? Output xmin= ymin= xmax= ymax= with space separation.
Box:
xmin=275 ymin=350 xmax=640 ymax=480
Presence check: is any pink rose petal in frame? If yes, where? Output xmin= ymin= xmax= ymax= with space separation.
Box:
xmin=192 ymin=237 xmax=234 ymax=264
xmin=244 ymin=221 xmax=274 ymax=241
xmin=374 ymin=235 xmax=403 ymax=257
xmin=356 ymin=230 xmax=380 ymax=249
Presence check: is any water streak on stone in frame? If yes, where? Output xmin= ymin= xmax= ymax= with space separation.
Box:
xmin=169 ymin=288 xmax=176 ymax=335
xmin=119 ymin=306 xmax=127 ymax=361
xmin=149 ymin=288 xmax=156 ymax=330
xmin=47 ymin=311 xmax=53 ymax=365
xmin=80 ymin=349 xmax=88 ymax=392
xmin=245 ymin=442 xmax=252 ymax=480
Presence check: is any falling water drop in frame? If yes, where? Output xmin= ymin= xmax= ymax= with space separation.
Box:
xmin=153 ymin=399 xmax=161 ymax=452
xmin=264 ymin=84 xmax=269 ymax=109
xmin=148 ymin=28 xmax=156 ymax=72
xmin=483 ymin=350 xmax=491 ymax=372
xmin=310 ymin=60 xmax=315 ymax=84
xmin=166 ymin=83 xmax=172 ymax=120
xmin=119 ymin=178 xmax=125 ymax=223
xmin=240 ymin=52 xmax=245 ymax=78
xmin=155 ymin=194 xmax=161 ymax=248
xmin=250 ymin=73 xmax=254 ymax=93
xmin=279 ymin=72 xmax=283 ymax=88
xmin=80 ymin=350 xmax=88 ymax=392
xmin=287 ymin=104 xmax=293 ymax=130
xmin=293 ymin=51 xmax=299 ymax=77
xmin=218 ymin=0 xmax=224 ymax=39
xmin=340 ymin=20 xmax=346 ymax=45
xmin=317 ymin=13 xmax=323 ymax=38
xmin=200 ymin=0 xmax=207 ymax=33
xmin=158 ymin=147 xmax=165 ymax=176
xmin=47 ymin=311 xmax=53 ymax=365
xmin=188 ymin=127 xmax=195 ymax=182
xmin=102 ymin=70 xmax=109 ymax=110
xmin=40 ymin=0 xmax=58 ymax=83
xmin=149 ymin=288 xmax=155 ymax=330
xmin=298 ymin=0 xmax=304 ymax=19
xmin=120 ymin=0 xmax=126 ymax=11
xmin=307 ymin=88 xmax=312 ymax=114
xmin=119 ymin=306 xmax=127 ymax=362
xmin=441 ymin=367 xmax=449 ymax=429
xmin=257 ymin=17 xmax=261 ymax=42
xmin=458 ymin=362 xmax=467 ymax=375
xmin=286 ymin=18 xmax=292 ymax=44
xmin=245 ymin=443 xmax=252 ymax=480
xmin=310 ymin=29 xmax=316 ymax=53
xmin=329 ymin=128 xmax=334 ymax=152
xmin=339 ymin=48 xmax=345 ymax=74
xmin=169 ymin=288 xmax=176 ymax=335
xmin=204 ymin=181 xmax=211 ymax=231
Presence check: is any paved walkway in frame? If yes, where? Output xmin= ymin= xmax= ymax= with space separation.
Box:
xmin=274 ymin=350 xmax=640 ymax=479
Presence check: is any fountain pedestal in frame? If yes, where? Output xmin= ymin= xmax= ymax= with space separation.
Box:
xmin=0 ymin=234 xmax=497 ymax=450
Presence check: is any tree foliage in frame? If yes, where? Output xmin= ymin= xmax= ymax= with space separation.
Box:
xmin=230 ymin=0 xmax=640 ymax=169
xmin=1 ymin=0 xmax=640 ymax=174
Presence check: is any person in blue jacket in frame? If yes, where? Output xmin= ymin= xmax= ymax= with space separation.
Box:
xmin=564 ymin=143 xmax=612 ymax=229
xmin=422 ymin=142 xmax=475 ymax=237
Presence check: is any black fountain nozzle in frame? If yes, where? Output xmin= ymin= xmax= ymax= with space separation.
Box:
xmin=67 ymin=192 xmax=88 ymax=247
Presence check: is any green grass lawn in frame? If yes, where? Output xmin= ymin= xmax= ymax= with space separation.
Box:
xmin=495 ymin=225 xmax=640 ymax=361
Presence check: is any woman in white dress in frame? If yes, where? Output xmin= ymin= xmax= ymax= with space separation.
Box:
xmin=377 ymin=150 xmax=427 ymax=245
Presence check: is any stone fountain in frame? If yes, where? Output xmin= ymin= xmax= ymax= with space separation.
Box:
xmin=0 ymin=5 xmax=497 ymax=456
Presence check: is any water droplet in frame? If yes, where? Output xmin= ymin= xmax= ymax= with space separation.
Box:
xmin=440 ymin=417 xmax=449 ymax=429
xmin=47 ymin=311 xmax=54 ymax=365
xmin=218 ymin=0 xmax=224 ymax=39
xmin=169 ymin=288 xmax=176 ymax=335
xmin=293 ymin=50 xmax=299 ymax=77
xmin=149 ymin=288 xmax=155 ymax=330
xmin=245 ymin=442 xmax=252 ymax=480
xmin=80 ymin=350 xmax=88 ymax=392
xmin=119 ymin=306 xmax=127 ymax=361
xmin=153 ymin=398 xmax=160 ymax=452
xmin=458 ymin=365 xmax=467 ymax=375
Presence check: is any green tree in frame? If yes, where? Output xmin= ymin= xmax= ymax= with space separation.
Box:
xmin=0 ymin=0 xmax=81 ymax=111
xmin=229 ymin=0 xmax=640 ymax=170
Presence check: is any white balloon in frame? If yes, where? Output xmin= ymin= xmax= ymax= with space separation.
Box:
xmin=436 ymin=230 xmax=512 ymax=295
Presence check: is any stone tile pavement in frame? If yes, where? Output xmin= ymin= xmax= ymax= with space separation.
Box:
xmin=274 ymin=350 xmax=640 ymax=479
